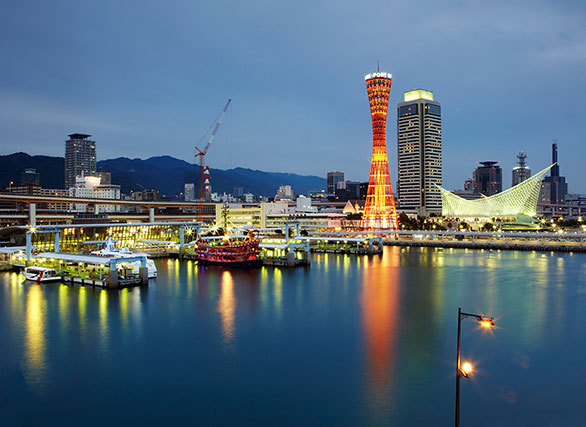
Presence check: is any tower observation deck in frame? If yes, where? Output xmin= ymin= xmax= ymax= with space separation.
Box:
xmin=360 ymin=71 xmax=399 ymax=230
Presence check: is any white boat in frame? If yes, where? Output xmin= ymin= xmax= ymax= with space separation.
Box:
xmin=22 ymin=267 xmax=61 ymax=282
xmin=90 ymin=238 xmax=158 ymax=278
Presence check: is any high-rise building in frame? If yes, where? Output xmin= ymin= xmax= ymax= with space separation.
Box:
xmin=464 ymin=177 xmax=475 ymax=192
xmin=512 ymin=151 xmax=531 ymax=187
xmin=360 ymin=71 xmax=398 ymax=230
xmin=396 ymin=89 xmax=442 ymax=215
xmin=473 ymin=161 xmax=502 ymax=196
xmin=20 ymin=168 xmax=40 ymax=186
xmin=184 ymin=183 xmax=195 ymax=201
xmin=65 ymin=133 xmax=96 ymax=189
xmin=541 ymin=141 xmax=568 ymax=204
xmin=327 ymin=171 xmax=344 ymax=195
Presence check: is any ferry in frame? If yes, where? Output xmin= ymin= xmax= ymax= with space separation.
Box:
xmin=195 ymin=230 xmax=262 ymax=267
xmin=22 ymin=267 xmax=61 ymax=283
xmin=90 ymin=238 xmax=158 ymax=278
xmin=195 ymin=206 xmax=262 ymax=267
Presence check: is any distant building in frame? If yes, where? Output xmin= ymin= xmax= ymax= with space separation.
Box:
xmin=464 ymin=177 xmax=475 ymax=192
xmin=296 ymin=196 xmax=317 ymax=213
xmin=97 ymin=171 xmax=111 ymax=185
xmin=473 ymin=161 xmax=502 ymax=196
xmin=69 ymin=176 xmax=120 ymax=213
xmin=342 ymin=200 xmax=365 ymax=214
xmin=345 ymin=181 xmax=361 ymax=199
xmin=396 ymin=89 xmax=442 ymax=215
xmin=512 ymin=151 xmax=531 ymax=187
xmin=131 ymin=189 xmax=161 ymax=201
xmin=184 ymin=183 xmax=195 ymax=201
xmin=308 ymin=190 xmax=326 ymax=199
xmin=275 ymin=185 xmax=293 ymax=201
xmin=359 ymin=182 xmax=369 ymax=200
xmin=234 ymin=187 xmax=244 ymax=197
xmin=541 ymin=142 xmax=568 ymax=204
xmin=65 ymin=133 xmax=96 ymax=189
xmin=565 ymin=193 xmax=586 ymax=206
xmin=20 ymin=168 xmax=40 ymax=186
xmin=327 ymin=171 xmax=344 ymax=195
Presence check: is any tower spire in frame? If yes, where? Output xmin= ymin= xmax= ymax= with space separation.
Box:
xmin=361 ymin=70 xmax=398 ymax=231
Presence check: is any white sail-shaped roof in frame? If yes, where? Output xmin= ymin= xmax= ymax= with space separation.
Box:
xmin=439 ymin=165 xmax=553 ymax=218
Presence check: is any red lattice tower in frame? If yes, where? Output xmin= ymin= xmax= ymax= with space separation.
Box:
xmin=360 ymin=71 xmax=399 ymax=231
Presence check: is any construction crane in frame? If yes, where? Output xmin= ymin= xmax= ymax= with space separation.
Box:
xmin=195 ymin=99 xmax=231 ymax=220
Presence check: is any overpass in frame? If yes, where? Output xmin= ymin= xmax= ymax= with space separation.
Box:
xmin=0 ymin=193 xmax=223 ymax=225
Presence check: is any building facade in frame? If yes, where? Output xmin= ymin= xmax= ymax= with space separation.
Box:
xmin=20 ymin=168 xmax=40 ymax=186
xmin=541 ymin=142 xmax=567 ymax=204
xmin=396 ymin=89 xmax=442 ymax=215
xmin=512 ymin=151 xmax=531 ymax=187
xmin=65 ymin=133 xmax=96 ymax=189
xmin=327 ymin=172 xmax=344 ymax=195
xmin=473 ymin=161 xmax=502 ymax=196
xmin=184 ymin=183 xmax=195 ymax=201
xmin=69 ymin=176 xmax=120 ymax=213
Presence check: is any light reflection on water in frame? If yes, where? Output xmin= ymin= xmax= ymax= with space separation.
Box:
xmin=24 ymin=284 xmax=46 ymax=391
xmin=218 ymin=271 xmax=235 ymax=344
xmin=361 ymin=248 xmax=399 ymax=418
xmin=0 ymin=248 xmax=585 ymax=426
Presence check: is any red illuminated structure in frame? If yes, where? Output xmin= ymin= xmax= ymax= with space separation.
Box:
xmin=361 ymin=71 xmax=399 ymax=230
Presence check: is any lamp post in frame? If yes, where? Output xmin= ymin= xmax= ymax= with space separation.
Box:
xmin=455 ymin=307 xmax=495 ymax=427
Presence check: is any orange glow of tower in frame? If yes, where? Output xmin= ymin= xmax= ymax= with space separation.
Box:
xmin=361 ymin=71 xmax=399 ymax=230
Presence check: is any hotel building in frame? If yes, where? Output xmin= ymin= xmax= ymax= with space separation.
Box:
xmin=396 ymin=89 xmax=442 ymax=215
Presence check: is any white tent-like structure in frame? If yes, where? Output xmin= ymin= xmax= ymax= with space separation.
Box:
xmin=439 ymin=165 xmax=553 ymax=218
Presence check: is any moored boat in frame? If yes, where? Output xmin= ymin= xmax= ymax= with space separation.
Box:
xmin=90 ymin=238 xmax=158 ymax=278
xmin=22 ymin=267 xmax=61 ymax=283
xmin=195 ymin=232 xmax=262 ymax=267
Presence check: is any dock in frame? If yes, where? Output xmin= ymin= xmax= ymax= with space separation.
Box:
xmin=11 ymin=252 xmax=150 ymax=288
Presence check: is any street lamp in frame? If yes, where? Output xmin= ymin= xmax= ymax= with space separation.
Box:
xmin=455 ymin=307 xmax=495 ymax=427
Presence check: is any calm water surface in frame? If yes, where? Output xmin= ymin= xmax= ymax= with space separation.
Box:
xmin=1 ymin=247 xmax=585 ymax=426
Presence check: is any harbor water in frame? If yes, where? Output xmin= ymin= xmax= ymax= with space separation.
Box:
xmin=0 ymin=247 xmax=585 ymax=426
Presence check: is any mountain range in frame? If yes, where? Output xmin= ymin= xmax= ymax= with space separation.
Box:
xmin=0 ymin=153 xmax=326 ymax=198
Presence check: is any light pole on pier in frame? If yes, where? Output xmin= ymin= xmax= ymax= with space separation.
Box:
xmin=455 ymin=307 xmax=495 ymax=427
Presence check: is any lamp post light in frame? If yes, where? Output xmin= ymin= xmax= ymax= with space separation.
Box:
xmin=455 ymin=307 xmax=495 ymax=427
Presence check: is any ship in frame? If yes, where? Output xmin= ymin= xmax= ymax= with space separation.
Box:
xmin=194 ymin=205 xmax=262 ymax=267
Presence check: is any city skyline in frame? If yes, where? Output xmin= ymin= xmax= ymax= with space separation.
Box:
xmin=0 ymin=1 xmax=585 ymax=192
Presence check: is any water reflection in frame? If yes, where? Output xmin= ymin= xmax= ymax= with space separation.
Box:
xmin=24 ymin=284 xmax=47 ymax=391
xmin=362 ymin=249 xmax=399 ymax=413
xmin=99 ymin=290 xmax=108 ymax=351
xmin=218 ymin=271 xmax=236 ymax=345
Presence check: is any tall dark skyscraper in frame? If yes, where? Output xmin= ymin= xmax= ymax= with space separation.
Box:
xmin=473 ymin=161 xmax=502 ymax=196
xmin=542 ymin=141 xmax=568 ymax=204
xmin=397 ymin=89 xmax=442 ymax=215
xmin=65 ymin=133 xmax=96 ymax=189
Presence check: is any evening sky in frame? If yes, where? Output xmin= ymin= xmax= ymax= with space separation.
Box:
xmin=1 ymin=0 xmax=585 ymax=191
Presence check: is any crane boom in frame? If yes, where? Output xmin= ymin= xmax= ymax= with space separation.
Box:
xmin=194 ymin=99 xmax=231 ymax=221
xmin=205 ymin=99 xmax=231 ymax=154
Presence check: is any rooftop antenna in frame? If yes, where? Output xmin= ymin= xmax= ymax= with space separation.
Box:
xmin=377 ymin=60 xmax=380 ymax=72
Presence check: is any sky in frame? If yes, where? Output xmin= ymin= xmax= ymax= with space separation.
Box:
xmin=0 ymin=0 xmax=585 ymax=192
